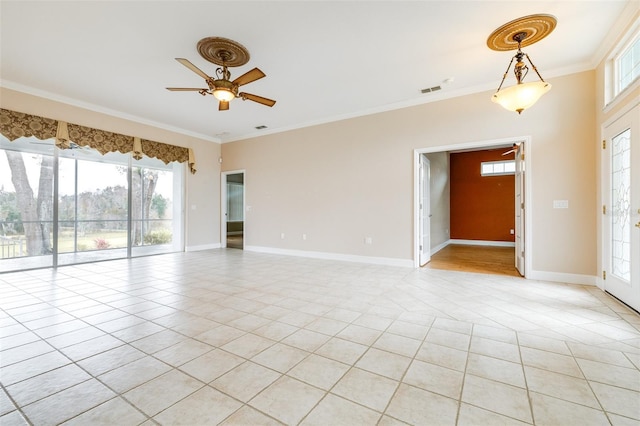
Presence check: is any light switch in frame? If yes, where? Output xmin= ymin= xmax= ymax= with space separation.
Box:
xmin=553 ymin=200 xmax=569 ymax=209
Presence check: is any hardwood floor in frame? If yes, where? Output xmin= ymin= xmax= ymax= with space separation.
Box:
xmin=424 ymin=244 xmax=521 ymax=277
xmin=226 ymin=234 xmax=244 ymax=249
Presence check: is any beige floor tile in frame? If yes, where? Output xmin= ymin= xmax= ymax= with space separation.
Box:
xmin=288 ymin=354 xmax=350 ymax=390
xmin=461 ymin=374 xmax=532 ymax=423
xmin=305 ymin=317 xmax=349 ymax=336
xmin=415 ymin=341 xmax=468 ymax=371
xmin=21 ymin=379 xmax=116 ymax=426
xmin=433 ymin=317 xmax=473 ymax=335
xmin=457 ymin=403 xmax=530 ymax=425
xmin=373 ymin=333 xmax=421 ymax=358
xmin=524 ymin=366 xmax=600 ymax=409
xmin=0 ymin=390 xmax=15 ymax=417
xmin=228 ymin=314 xmax=272 ymax=332
xmin=111 ymin=321 xmax=164 ymax=343
xmin=220 ymin=333 xmax=274 ymax=358
xmin=590 ymin=382 xmax=640 ymax=420
xmin=98 ymin=356 xmax=172 ymax=393
xmin=60 ymin=396 xmax=147 ymax=426
xmin=77 ymin=344 xmax=145 ymax=376
xmin=316 ymin=337 xmax=368 ymax=365
xmin=7 ymin=364 xmax=90 ymax=407
xmin=337 ymin=324 xmax=382 ymax=346
xmin=332 ymin=367 xmax=398 ymax=412
xmin=219 ymin=405 xmax=281 ymax=426
xmin=466 ymin=353 xmax=526 ymax=388
xmin=568 ymin=342 xmax=634 ymax=368
xmin=253 ymin=321 xmax=298 ymax=341
xmin=301 ymin=393 xmax=381 ymax=425
xmin=153 ymin=339 xmax=214 ymax=367
xmin=179 ymin=349 xmax=244 ymax=383
xmin=352 ymin=314 xmax=393 ymax=331
xmin=153 ymin=386 xmax=242 ymax=425
xmin=470 ymin=335 xmax=521 ymax=363
xmin=282 ymin=329 xmax=331 ymax=352
xmin=324 ymin=308 xmax=362 ymax=323
xmin=608 ymin=413 xmax=640 ymax=426
xmin=250 ymin=376 xmax=325 ymax=425
xmin=193 ymin=325 xmax=246 ymax=347
xmin=59 ymin=334 xmax=124 ymax=361
xmin=356 ymin=348 xmax=411 ymax=380
xmin=403 ymin=359 xmax=463 ymax=399
xmin=0 ymin=351 xmax=71 ymax=386
xmin=0 ymin=340 xmax=55 ymax=367
xmin=251 ymin=342 xmax=308 ymax=373
xmin=520 ymin=346 xmax=583 ymax=378
xmin=129 ymin=329 xmax=187 ymax=354
xmin=211 ymin=361 xmax=281 ymax=402
xmin=577 ymin=358 xmax=640 ymax=391
xmin=425 ymin=327 xmax=471 ymax=351
xmin=123 ymin=369 xmax=203 ymax=417
xmin=386 ymin=320 xmax=429 ymax=340
xmin=0 ymin=410 xmax=29 ymax=425
xmin=386 ymin=383 xmax=458 ymax=425
xmin=517 ymin=332 xmax=572 ymax=355
xmin=530 ymin=391 xmax=609 ymax=426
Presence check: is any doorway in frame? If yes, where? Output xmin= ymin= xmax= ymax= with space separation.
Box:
xmin=602 ymin=104 xmax=639 ymax=311
xmin=221 ymin=171 xmax=244 ymax=249
xmin=414 ymin=136 xmax=531 ymax=277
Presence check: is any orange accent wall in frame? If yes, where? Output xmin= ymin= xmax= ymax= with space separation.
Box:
xmin=450 ymin=149 xmax=515 ymax=242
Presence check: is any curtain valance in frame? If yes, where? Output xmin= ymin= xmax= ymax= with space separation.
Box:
xmin=0 ymin=108 xmax=196 ymax=174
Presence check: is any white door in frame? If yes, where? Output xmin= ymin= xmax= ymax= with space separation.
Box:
xmin=419 ymin=155 xmax=431 ymax=266
xmin=515 ymin=143 xmax=525 ymax=276
xmin=603 ymin=105 xmax=640 ymax=311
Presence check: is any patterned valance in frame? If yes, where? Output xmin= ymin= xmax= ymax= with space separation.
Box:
xmin=0 ymin=108 xmax=196 ymax=174
xmin=0 ymin=109 xmax=57 ymax=141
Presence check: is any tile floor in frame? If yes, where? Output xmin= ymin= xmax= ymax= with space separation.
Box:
xmin=1 ymin=249 xmax=639 ymax=425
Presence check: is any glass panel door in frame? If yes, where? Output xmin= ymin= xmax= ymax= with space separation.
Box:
xmin=0 ymin=137 xmax=55 ymax=272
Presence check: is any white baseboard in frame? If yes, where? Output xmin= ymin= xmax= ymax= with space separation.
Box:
xmin=528 ymin=270 xmax=598 ymax=286
xmin=449 ymin=239 xmax=516 ymax=247
xmin=244 ymin=245 xmax=414 ymax=268
xmin=430 ymin=240 xmax=450 ymax=256
xmin=185 ymin=243 xmax=221 ymax=252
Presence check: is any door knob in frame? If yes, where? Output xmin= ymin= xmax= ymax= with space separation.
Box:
xmin=636 ymin=222 xmax=640 ymax=228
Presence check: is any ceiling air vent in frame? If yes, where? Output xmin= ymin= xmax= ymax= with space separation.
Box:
xmin=421 ymin=85 xmax=442 ymax=94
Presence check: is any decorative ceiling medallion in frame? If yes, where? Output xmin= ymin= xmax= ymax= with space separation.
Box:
xmin=487 ymin=14 xmax=557 ymax=51
xmin=197 ymin=37 xmax=250 ymax=67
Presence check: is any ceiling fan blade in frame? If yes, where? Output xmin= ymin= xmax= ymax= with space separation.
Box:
xmin=175 ymin=58 xmax=211 ymax=80
xmin=219 ymin=100 xmax=229 ymax=111
xmin=232 ymin=68 xmax=266 ymax=87
xmin=239 ymin=92 xmax=276 ymax=107
xmin=166 ymin=87 xmax=207 ymax=91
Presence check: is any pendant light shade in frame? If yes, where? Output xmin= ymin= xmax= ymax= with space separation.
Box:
xmin=492 ymin=81 xmax=551 ymax=114
xmin=487 ymin=14 xmax=557 ymax=115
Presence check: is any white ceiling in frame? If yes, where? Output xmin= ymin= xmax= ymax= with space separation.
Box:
xmin=0 ymin=1 xmax=633 ymax=143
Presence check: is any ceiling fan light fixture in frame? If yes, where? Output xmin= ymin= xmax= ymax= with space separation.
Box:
xmin=487 ymin=14 xmax=557 ymax=114
xmin=213 ymin=87 xmax=235 ymax=102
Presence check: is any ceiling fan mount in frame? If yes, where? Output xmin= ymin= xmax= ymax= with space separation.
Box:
xmin=166 ymin=37 xmax=276 ymax=111
xmin=197 ymin=37 xmax=250 ymax=67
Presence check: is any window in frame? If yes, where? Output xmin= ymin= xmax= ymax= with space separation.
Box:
xmin=605 ymin=18 xmax=640 ymax=106
xmin=0 ymin=134 xmax=184 ymax=272
xmin=616 ymin=30 xmax=640 ymax=95
xmin=481 ymin=160 xmax=516 ymax=176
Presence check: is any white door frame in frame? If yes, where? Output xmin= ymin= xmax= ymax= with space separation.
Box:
xmin=413 ymin=135 xmax=532 ymax=278
xmin=220 ymin=169 xmax=245 ymax=248
xmin=419 ymin=154 xmax=431 ymax=266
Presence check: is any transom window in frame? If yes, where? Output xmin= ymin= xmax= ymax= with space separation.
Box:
xmin=481 ymin=160 xmax=516 ymax=176
xmin=616 ymin=30 xmax=640 ymax=95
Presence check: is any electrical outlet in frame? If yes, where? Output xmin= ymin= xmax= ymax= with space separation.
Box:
xmin=510 ymin=229 xmax=514 ymax=235
xmin=302 ymin=234 xmax=307 ymax=240
xmin=280 ymin=233 xmax=285 ymax=239
xmin=365 ymin=237 xmax=373 ymax=245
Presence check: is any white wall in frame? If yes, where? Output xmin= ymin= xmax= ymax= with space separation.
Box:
xmin=222 ymin=70 xmax=598 ymax=281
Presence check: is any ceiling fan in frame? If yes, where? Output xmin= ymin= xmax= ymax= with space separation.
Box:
xmin=166 ymin=37 xmax=276 ymax=111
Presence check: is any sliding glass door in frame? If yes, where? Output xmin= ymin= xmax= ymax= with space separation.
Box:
xmin=0 ymin=134 xmax=184 ymax=273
